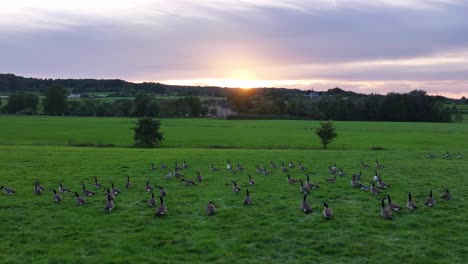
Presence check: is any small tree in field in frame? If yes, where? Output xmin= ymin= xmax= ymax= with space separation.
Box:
xmin=315 ymin=121 xmax=337 ymax=149
xmin=133 ymin=118 xmax=164 ymax=148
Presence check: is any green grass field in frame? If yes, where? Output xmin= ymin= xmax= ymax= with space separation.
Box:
xmin=0 ymin=116 xmax=467 ymax=263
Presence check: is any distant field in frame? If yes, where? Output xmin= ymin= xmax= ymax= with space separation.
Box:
xmin=1 ymin=116 xmax=468 ymax=150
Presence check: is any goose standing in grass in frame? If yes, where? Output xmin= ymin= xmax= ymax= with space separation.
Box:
xmin=82 ymin=184 xmax=95 ymax=196
xmin=59 ymin=183 xmax=70 ymax=194
xmin=159 ymin=186 xmax=167 ymax=197
xmin=427 ymin=153 xmax=435 ymax=159
xmin=125 ymin=176 xmax=131 ymax=189
xmin=441 ymin=189 xmax=451 ymax=201
xmin=370 ymin=182 xmax=381 ymax=195
xmin=329 ymin=164 xmax=337 ymax=174
xmin=375 ymin=159 xmax=384 ymax=169
xmin=407 ymin=192 xmax=418 ymax=210
xmin=385 ymin=194 xmax=401 ymax=211
xmin=145 ymin=179 xmax=153 ymax=192
xmin=298 ymin=162 xmax=306 ymax=171
xmin=93 ymin=176 xmax=102 ymax=189
xmin=161 ymin=162 xmax=168 ymax=169
xmin=180 ymin=179 xmax=196 ymax=186
xmin=262 ymin=167 xmax=271 ymax=176
xmin=288 ymin=161 xmax=295 ymax=168
xmin=326 ymin=175 xmax=336 ymax=183
xmin=174 ymin=162 xmax=182 ymax=170
xmin=338 ymin=168 xmax=345 ymax=177
xmin=424 ymin=190 xmax=435 ymax=207
xmin=155 ymin=196 xmax=166 ymax=217
xmin=105 ymin=188 xmax=115 ymax=201
xmin=232 ymin=181 xmax=241 ymax=193
xmin=321 ymin=202 xmax=333 ymax=219
xmin=248 ymin=174 xmax=255 ymax=185
xmin=182 ymin=161 xmax=190 ymax=169
xmin=373 ymin=171 xmax=379 ymax=182
xmin=300 ymin=194 xmax=312 ymax=214
xmin=377 ymin=177 xmax=390 ymax=189
xmin=165 ymin=171 xmax=172 ymax=180
xmin=351 ymin=176 xmax=361 ymax=188
xmin=270 ymin=161 xmax=278 ymax=169
xmin=148 ymin=192 xmax=156 ymax=207
xmin=73 ymin=192 xmax=86 ymax=205
xmin=361 ymin=161 xmax=369 ymax=169
xmin=110 ymin=182 xmax=121 ymax=195
xmin=281 ymin=162 xmax=289 ymax=173
xmin=174 ymin=168 xmax=184 ymax=178
xmin=196 ymin=171 xmax=203 ymax=182
xmin=151 ymin=162 xmax=156 ymax=171
xmin=105 ymin=192 xmax=115 ymax=211
xmin=206 ymin=201 xmax=216 ymax=215
xmin=237 ymin=163 xmax=245 ymax=172
xmin=352 ymin=171 xmax=363 ymax=180
xmin=299 ymin=180 xmax=310 ymax=194
xmin=50 ymin=189 xmax=62 ymax=202
xmin=226 ymin=160 xmax=232 ymax=170
xmin=359 ymin=183 xmax=369 ymax=191
xmin=244 ymin=189 xmax=253 ymax=205
xmin=211 ymin=164 xmax=220 ymax=172
xmin=380 ymin=198 xmax=393 ymax=220
xmin=255 ymin=165 xmax=263 ymax=174
xmin=287 ymin=174 xmax=299 ymax=184
xmin=457 ymin=153 xmax=462 ymax=159
xmin=34 ymin=182 xmax=43 ymax=195
xmin=442 ymin=151 xmax=450 ymax=159
xmin=0 ymin=186 xmax=16 ymax=195
xmin=35 ymin=180 xmax=45 ymax=191
xmin=305 ymin=175 xmax=319 ymax=190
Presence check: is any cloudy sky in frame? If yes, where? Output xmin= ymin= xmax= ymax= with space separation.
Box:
xmin=1 ymin=0 xmax=467 ymax=97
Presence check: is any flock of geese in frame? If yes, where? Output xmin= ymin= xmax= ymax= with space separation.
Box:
xmin=0 ymin=152 xmax=459 ymax=220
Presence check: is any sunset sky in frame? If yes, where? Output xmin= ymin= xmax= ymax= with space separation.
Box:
xmin=1 ymin=0 xmax=467 ymax=98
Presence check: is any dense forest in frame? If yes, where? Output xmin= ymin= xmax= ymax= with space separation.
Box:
xmin=1 ymin=74 xmax=465 ymax=122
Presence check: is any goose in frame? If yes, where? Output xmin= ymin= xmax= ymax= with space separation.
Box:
xmin=174 ymin=168 xmax=184 ymax=178
xmin=262 ymin=167 xmax=271 ymax=176
xmin=211 ymin=164 xmax=220 ymax=172
xmin=158 ymin=186 xmax=167 ymax=197
xmin=377 ymin=177 xmax=390 ymax=189
xmin=180 ymin=179 xmax=196 ymax=186
xmin=288 ymin=161 xmax=295 ymax=168
xmin=351 ymin=176 xmax=361 ymax=188
xmin=370 ymin=182 xmax=381 ymax=195
xmin=248 ymin=174 xmax=255 ymax=185
xmin=326 ymin=175 xmax=336 ymax=183
xmin=182 ymin=160 xmax=190 ymax=169
xmin=244 ymin=189 xmax=253 ymax=205
xmin=456 ymin=153 xmax=462 ymax=159
xmin=93 ymin=176 xmax=102 ymax=189
xmin=34 ymin=180 xmax=45 ymax=191
xmin=329 ymin=163 xmax=337 ymax=174
xmin=375 ymin=159 xmax=384 ymax=169
xmin=237 ymin=163 xmax=245 ymax=172
xmin=81 ymin=184 xmax=95 ymax=196
xmin=255 ymin=165 xmax=263 ymax=174
xmin=270 ymin=161 xmax=278 ymax=169
xmin=125 ymin=176 xmax=131 ymax=189
xmin=155 ymin=196 xmax=166 ymax=217
xmin=232 ymin=181 xmax=241 ymax=193
xmin=174 ymin=162 xmax=182 ymax=170
xmin=226 ymin=160 xmax=232 ymax=170
xmin=359 ymin=183 xmax=369 ymax=191
xmin=298 ymin=162 xmax=306 ymax=171
xmin=305 ymin=175 xmax=319 ymax=190
xmin=406 ymin=192 xmax=418 ymax=210
xmin=281 ymin=162 xmax=289 ymax=173
xmin=385 ymin=194 xmax=401 ymax=211
xmin=145 ymin=179 xmax=153 ymax=192
xmin=151 ymin=162 xmax=156 ymax=171
xmin=300 ymin=194 xmax=312 ymax=214
xmin=361 ymin=161 xmax=369 ymax=169
xmin=287 ymin=174 xmax=299 ymax=184
xmin=110 ymin=182 xmax=121 ymax=195
xmin=73 ymin=192 xmax=86 ymax=205
xmin=59 ymin=183 xmax=70 ymax=194
xmin=321 ymin=202 xmax=333 ymax=219
xmin=441 ymin=189 xmax=451 ymax=201
xmin=338 ymin=168 xmax=345 ymax=177
xmin=148 ymin=192 xmax=156 ymax=207
xmin=352 ymin=171 xmax=363 ymax=180
xmin=0 ymin=186 xmax=16 ymax=195
xmin=34 ymin=182 xmax=43 ymax=195
xmin=105 ymin=188 xmax=115 ymax=201
xmin=442 ymin=151 xmax=450 ymax=159
xmin=50 ymin=189 xmax=62 ymax=202
xmin=196 ymin=171 xmax=203 ymax=182
xmin=105 ymin=192 xmax=115 ymax=211
xmin=424 ymin=190 xmax=435 ymax=207
xmin=380 ymin=198 xmax=393 ymax=220
xmin=373 ymin=171 xmax=379 ymax=182
xmin=161 ymin=162 xmax=168 ymax=169
xmin=165 ymin=171 xmax=172 ymax=180
xmin=206 ymin=201 xmax=216 ymax=215
xmin=427 ymin=153 xmax=434 ymax=159
xmin=299 ymin=180 xmax=310 ymax=194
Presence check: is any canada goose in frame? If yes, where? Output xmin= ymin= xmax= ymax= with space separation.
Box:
xmin=174 ymin=168 xmax=184 ymax=178
xmin=73 ymin=192 xmax=86 ymax=205
xmin=407 ymin=192 xmax=418 ymax=210
xmin=161 ymin=162 xmax=168 ymax=169
xmin=288 ymin=161 xmax=295 ymax=168
xmin=380 ymin=198 xmax=392 ymax=220
xmin=359 ymin=183 xmax=369 ymax=191
xmin=110 ymin=182 xmax=121 ymax=195
xmin=248 ymin=174 xmax=255 ymax=185
xmin=148 ymin=192 xmax=156 ymax=207
xmin=424 ymin=190 xmax=435 ymax=207
xmin=377 ymin=177 xmax=390 ymax=189
xmin=232 ymin=181 xmax=241 ymax=193
xmin=105 ymin=188 xmax=115 ymax=201
xmin=255 ymin=165 xmax=262 ymax=174
xmin=174 ymin=162 xmax=182 ymax=170
xmin=376 ymin=159 xmax=384 ymax=169
xmin=94 ymin=176 xmax=102 ymax=189
xmin=159 ymin=186 xmax=167 ymax=197
xmin=182 ymin=160 xmax=189 ymax=169
xmin=300 ymin=194 xmax=312 ymax=214
xmin=59 ymin=183 xmax=70 ymax=194
xmin=151 ymin=162 xmax=156 ymax=171
xmin=326 ymin=175 xmax=336 ymax=183
xmin=329 ymin=163 xmax=337 ymax=174
xmin=287 ymin=174 xmax=299 ymax=184
xmin=244 ymin=189 xmax=253 ymax=205
xmin=226 ymin=160 xmax=232 ymax=170
xmin=34 ymin=180 xmax=45 ymax=191
xmin=361 ymin=161 xmax=369 ymax=169
xmin=351 ymin=176 xmax=361 ymax=188
xmin=211 ymin=164 xmax=220 ymax=172
xmin=306 ymin=175 xmax=319 ymax=190
xmin=262 ymin=167 xmax=271 ymax=176
xmin=352 ymin=171 xmax=363 ymax=180
xmin=145 ymin=179 xmax=153 ymax=192
xmin=81 ymin=184 xmax=95 ymax=196
xmin=270 ymin=161 xmax=278 ymax=169
xmin=180 ymin=179 xmax=196 ymax=186
xmin=155 ymin=196 xmax=166 ymax=217
xmin=456 ymin=153 xmax=462 ymax=159
xmin=373 ymin=171 xmax=379 ymax=182
xmin=321 ymin=202 xmax=333 ymax=219
xmin=299 ymin=180 xmax=310 ymax=194
xmin=427 ymin=153 xmax=434 ymax=159
xmin=338 ymin=169 xmax=345 ymax=177
xmin=281 ymin=162 xmax=289 ymax=173
xmin=442 ymin=151 xmax=450 ymax=159
xmin=105 ymin=193 xmax=115 ymax=211
xmin=50 ymin=189 xmax=62 ymax=202
xmin=165 ymin=171 xmax=172 ymax=180
xmin=441 ymin=189 xmax=451 ymax=201
xmin=1 ymin=186 xmax=15 ymax=195
xmin=237 ymin=163 xmax=245 ymax=172
xmin=298 ymin=162 xmax=306 ymax=171
xmin=370 ymin=182 xmax=381 ymax=195
xmin=34 ymin=182 xmax=43 ymax=195
xmin=206 ymin=201 xmax=216 ymax=215
xmin=125 ymin=176 xmax=131 ymax=189
xmin=196 ymin=171 xmax=203 ymax=182
xmin=385 ymin=194 xmax=401 ymax=211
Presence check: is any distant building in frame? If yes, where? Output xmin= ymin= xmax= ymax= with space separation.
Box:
xmin=67 ymin=94 xmax=81 ymax=99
